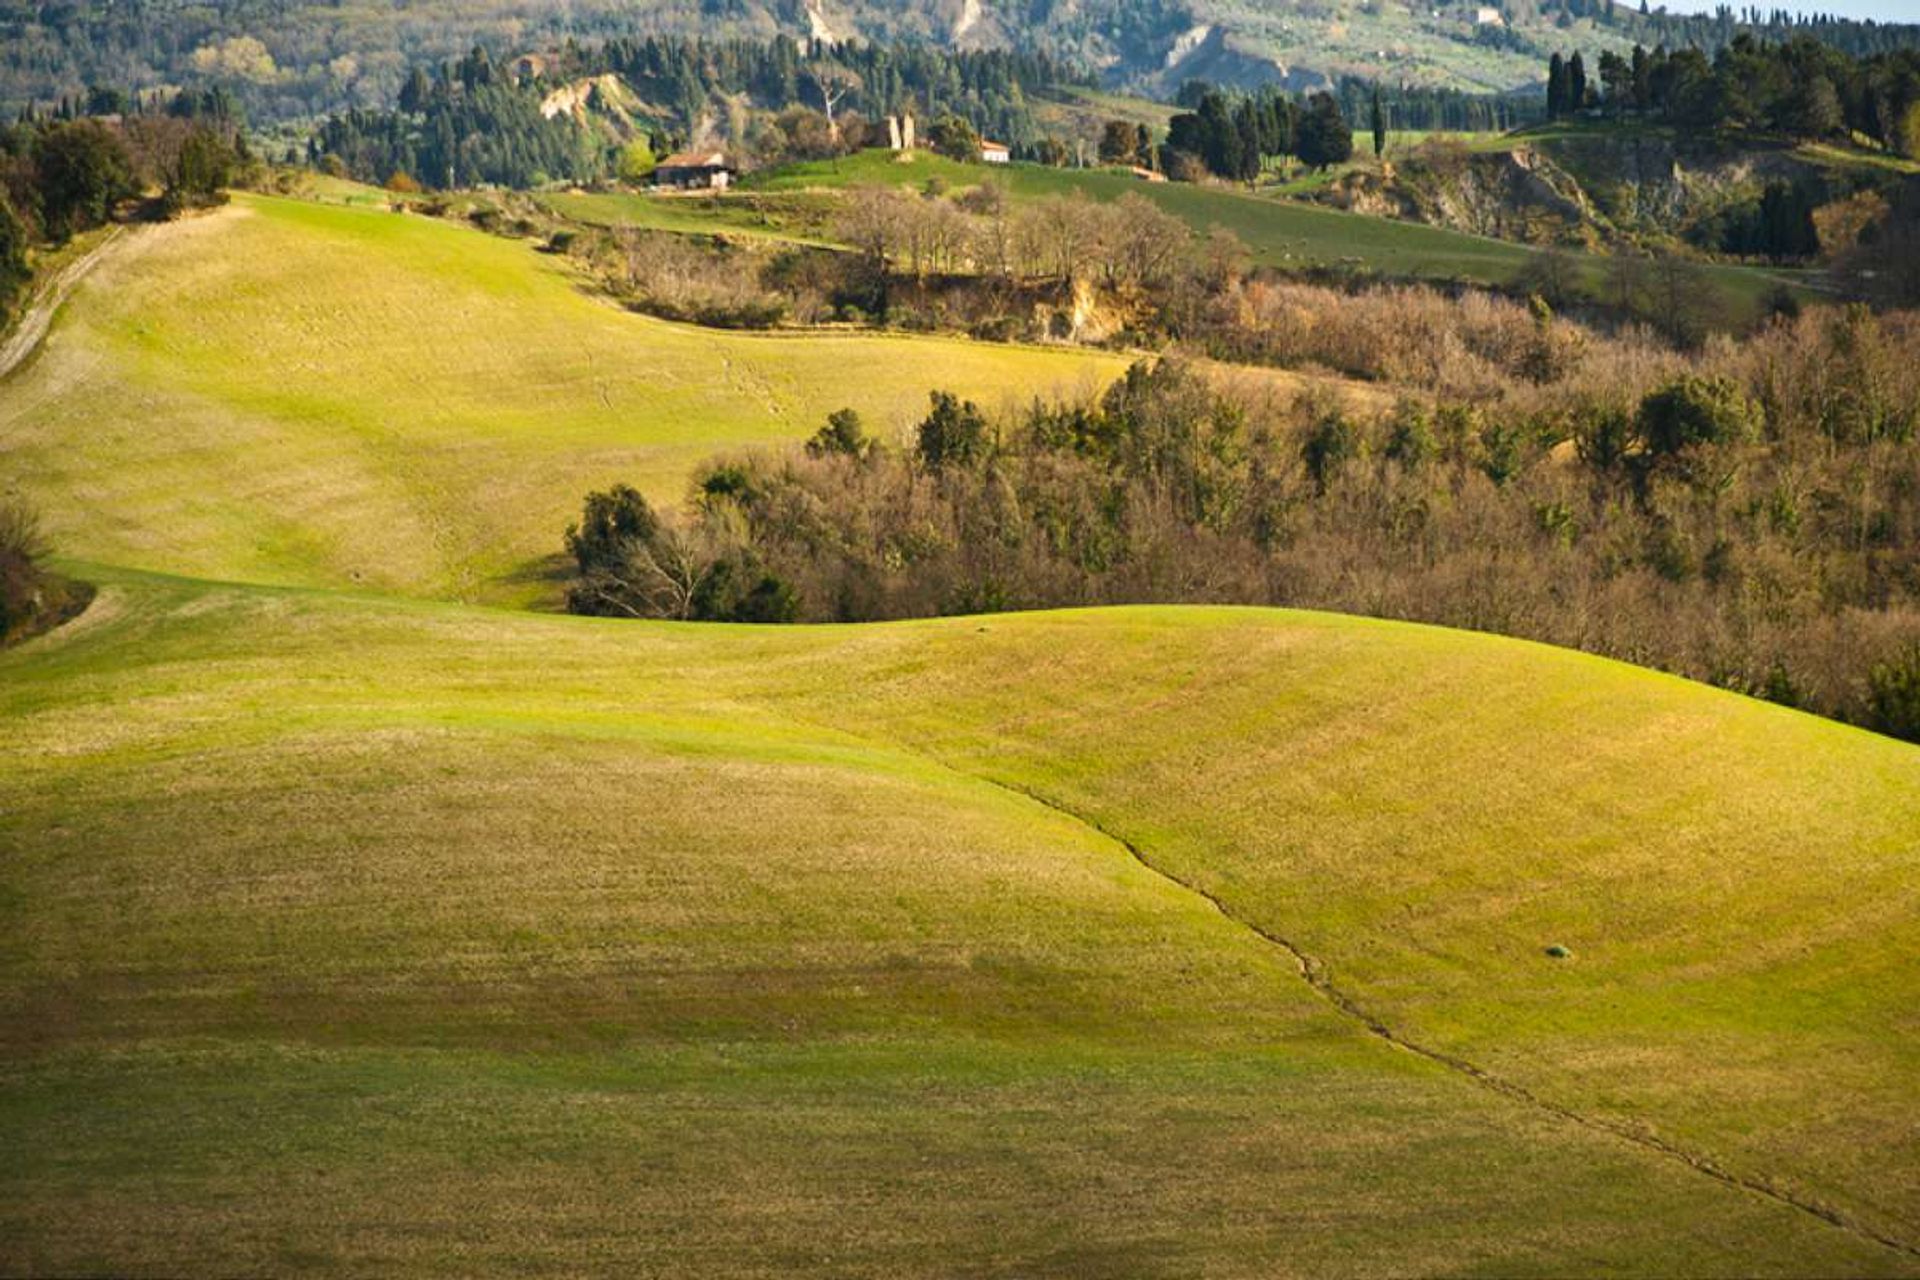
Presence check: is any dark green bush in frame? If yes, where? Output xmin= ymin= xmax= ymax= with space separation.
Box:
xmin=1867 ymin=648 xmax=1920 ymax=743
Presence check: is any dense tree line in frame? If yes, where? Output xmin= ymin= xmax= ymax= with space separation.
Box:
xmin=1164 ymin=87 xmax=1352 ymax=181
xmin=0 ymin=0 xmax=1099 ymax=124
xmin=6 ymin=0 xmax=1917 ymax=126
xmin=1621 ymin=4 xmax=1920 ymax=61
xmin=1328 ymin=77 xmax=1539 ymax=135
xmin=1 ymin=88 xmax=243 ymax=328
xmin=566 ymin=179 xmax=1232 ymax=333
xmin=309 ymin=47 xmax=608 ymax=188
xmin=306 ymin=37 xmax=1088 ymax=189
xmin=565 ymin=304 xmax=1920 ymax=743
xmin=587 ymin=36 xmax=1087 ymax=152
xmin=1546 ymin=35 xmax=1920 ymax=155
xmin=1484 ymin=0 xmax=1920 ymax=59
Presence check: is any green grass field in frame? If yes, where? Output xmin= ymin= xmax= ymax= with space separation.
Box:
xmin=536 ymin=188 xmax=841 ymax=245
xmin=742 ymin=149 xmax=1809 ymax=322
xmin=3 ymin=179 xmax=1918 ymax=1276
xmin=1 ymin=568 xmax=1915 ymax=1275
xmin=0 ymin=193 xmax=1126 ymax=606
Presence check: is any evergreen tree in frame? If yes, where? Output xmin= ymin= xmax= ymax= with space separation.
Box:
xmin=399 ymin=67 xmax=432 ymax=114
xmin=1098 ymin=119 xmax=1138 ymax=165
xmin=1370 ymin=85 xmax=1386 ymax=158
xmin=1296 ymin=93 xmax=1353 ymax=171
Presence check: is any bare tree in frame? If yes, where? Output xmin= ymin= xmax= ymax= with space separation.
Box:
xmin=804 ymin=62 xmax=860 ymax=139
xmin=1101 ymin=195 xmax=1190 ymax=290
xmin=571 ymin=525 xmax=719 ymax=621
xmin=835 ymin=185 xmax=910 ymax=271
xmin=1605 ymin=251 xmax=1653 ymax=319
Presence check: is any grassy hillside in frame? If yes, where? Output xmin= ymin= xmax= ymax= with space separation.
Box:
xmin=743 ymin=150 xmax=1809 ymax=323
xmin=538 ymin=187 xmax=839 ymax=245
xmin=4 ymin=138 xmax=1917 ymax=1278
xmin=2 ymin=568 xmax=1916 ymax=1275
xmin=0 ymin=193 xmax=1126 ymax=606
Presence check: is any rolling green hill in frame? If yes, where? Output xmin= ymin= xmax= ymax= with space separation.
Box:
xmin=0 ymin=193 xmax=1126 ymax=607
xmin=3 ymin=166 xmax=1918 ymax=1277
xmin=1 ymin=569 xmax=1916 ymax=1274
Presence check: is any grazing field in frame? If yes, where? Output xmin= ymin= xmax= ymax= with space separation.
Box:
xmin=0 ymin=193 xmax=1126 ymax=606
xmin=4 ymin=156 xmax=1916 ymax=1277
xmin=536 ymin=187 xmax=841 ymax=245
xmin=1 ymin=570 xmax=1916 ymax=1275
xmin=743 ymin=149 xmax=1807 ymax=321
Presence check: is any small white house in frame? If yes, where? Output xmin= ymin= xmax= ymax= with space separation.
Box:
xmin=980 ymin=139 xmax=1011 ymax=164
xmin=1474 ymin=5 xmax=1506 ymax=26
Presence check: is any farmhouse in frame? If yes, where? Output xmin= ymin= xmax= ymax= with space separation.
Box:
xmin=654 ymin=150 xmax=735 ymax=190
xmin=980 ymin=139 xmax=1011 ymax=164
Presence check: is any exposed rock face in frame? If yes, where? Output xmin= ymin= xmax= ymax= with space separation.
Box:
xmin=1155 ymin=23 xmax=1331 ymax=94
xmin=539 ymin=74 xmax=628 ymax=123
xmin=1542 ymin=133 xmax=1808 ymax=230
xmin=803 ymin=0 xmax=840 ymax=45
xmin=1327 ymin=147 xmax=1600 ymax=245
xmin=1322 ymin=134 xmax=1914 ymax=252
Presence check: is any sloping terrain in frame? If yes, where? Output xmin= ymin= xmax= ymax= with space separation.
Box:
xmin=744 ymin=149 xmax=1809 ymax=322
xmin=1 ymin=570 xmax=1916 ymax=1275
xmin=0 ymin=194 xmax=1126 ymax=606
xmin=0 ymin=0 xmax=1767 ymax=111
xmin=1322 ymin=121 xmax=1920 ymax=255
xmin=2 ymin=157 xmax=1917 ymax=1277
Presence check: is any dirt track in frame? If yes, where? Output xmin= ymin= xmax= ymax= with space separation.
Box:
xmin=0 ymin=226 xmax=129 ymax=382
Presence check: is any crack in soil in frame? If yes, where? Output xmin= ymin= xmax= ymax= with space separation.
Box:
xmin=974 ymin=773 xmax=1920 ymax=1266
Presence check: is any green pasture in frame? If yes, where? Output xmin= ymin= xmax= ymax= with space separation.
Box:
xmin=536 ymin=188 xmax=841 ymax=245
xmin=0 ymin=193 xmax=1126 ymax=606
xmin=1 ymin=569 xmax=1915 ymax=1275
xmin=3 ymin=166 xmax=1916 ymax=1279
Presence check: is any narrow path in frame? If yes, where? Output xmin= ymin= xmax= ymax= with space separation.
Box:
xmin=0 ymin=226 xmax=127 ymax=382
xmin=972 ymin=772 xmax=1920 ymax=1267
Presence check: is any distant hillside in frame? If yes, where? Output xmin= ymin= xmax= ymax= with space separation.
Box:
xmin=6 ymin=0 xmax=1920 ymax=119
xmin=1321 ymin=123 xmax=1920 ymax=258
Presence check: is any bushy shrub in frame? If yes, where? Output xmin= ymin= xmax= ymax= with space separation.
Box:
xmin=1867 ymin=648 xmax=1920 ymax=743
xmin=1636 ymin=376 xmax=1759 ymax=457
xmin=806 ymin=408 xmax=873 ymax=460
xmin=0 ymin=501 xmax=44 ymax=634
xmin=32 ymin=120 xmax=138 ymax=240
xmin=916 ymin=392 xmax=990 ymax=471
xmin=1302 ymin=408 xmax=1360 ymax=493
